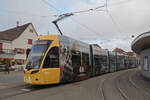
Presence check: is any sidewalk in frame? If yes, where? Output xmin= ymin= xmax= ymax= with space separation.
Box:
xmin=0 ymin=70 xmax=23 ymax=74
xmin=0 ymin=70 xmax=23 ymax=84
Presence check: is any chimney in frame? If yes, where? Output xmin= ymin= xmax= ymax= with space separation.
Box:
xmin=16 ymin=21 xmax=19 ymax=27
xmin=47 ymin=31 xmax=50 ymax=35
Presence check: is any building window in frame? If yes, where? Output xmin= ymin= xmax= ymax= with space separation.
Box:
xmin=17 ymin=48 xmax=23 ymax=54
xmin=143 ymin=56 xmax=148 ymax=71
xmin=14 ymin=48 xmax=25 ymax=54
xmin=16 ymin=59 xmax=24 ymax=65
xmin=28 ymin=39 xmax=32 ymax=45
xmin=29 ymin=29 xmax=34 ymax=33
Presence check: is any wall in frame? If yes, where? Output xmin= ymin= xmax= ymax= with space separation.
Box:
xmin=0 ymin=40 xmax=14 ymax=58
xmin=141 ymin=48 xmax=150 ymax=78
xmin=12 ymin=24 xmax=38 ymax=60
xmin=0 ymin=40 xmax=12 ymax=50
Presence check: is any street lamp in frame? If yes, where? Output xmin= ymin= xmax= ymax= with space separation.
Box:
xmin=131 ymin=35 xmax=135 ymax=38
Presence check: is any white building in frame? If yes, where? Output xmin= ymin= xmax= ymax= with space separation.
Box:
xmin=0 ymin=23 xmax=38 ymax=66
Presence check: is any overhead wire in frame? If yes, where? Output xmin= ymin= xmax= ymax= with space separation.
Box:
xmin=70 ymin=18 xmax=100 ymax=35
xmin=42 ymin=0 xmax=123 ymax=38
xmin=70 ymin=5 xmax=105 ymax=14
xmin=42 ymin=0 xmax=103 ymax=36
xmin=42 ymin=0 xmax=62 ymax=13
xmin=105 ymin=0 xmax=123 ymax=34
xmin=54 ymin=5 xmax=106 ymax=17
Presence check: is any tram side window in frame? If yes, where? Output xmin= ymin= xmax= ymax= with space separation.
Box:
xmin=100 ymin=55 xmax=107 ymax=66
xmin=94 ymin=55 xmax=101 ymax=67
xmin=117 ymin=56 xmax=121 ymax=67
xmin=72 ymin=51 xmax=81 ymax=75
xmin=72 ymin=51 xmax=81 ymax=67
xmin=109 ymin=57 xmax=113 ymax=65
xmin=82 ymin=53 xmax=89 ymax=66
xmin=43 ymin=47 xmax=59 ymax=68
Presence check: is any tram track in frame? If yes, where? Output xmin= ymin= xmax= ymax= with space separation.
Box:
xmin=0 ymin=83 xmax=58 ymax=99
xmin=99 ymin=69 xmax=149 ymax=100
xmin=100 ymin=70 xmax=130 ymax=100
xmin=0 ymin=84 xmax=34 ymax=99
xmin=116 ymin=70 xmax=150 ymax=100
xmin=115 ymin=75 xmax=130 ymax=100
xmin=0 ymin=81 xmax=76 ymax=100
xmin=128 ymin=71 xmax=150 ymax=97
xmin=100 ymin=78 xmax=106 ymax=100
xmin=1 ymin=89 xmax=31 ymax=100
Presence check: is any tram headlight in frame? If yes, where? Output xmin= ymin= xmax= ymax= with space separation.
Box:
xmin=28 ymin=77 xmax=32 ymax=83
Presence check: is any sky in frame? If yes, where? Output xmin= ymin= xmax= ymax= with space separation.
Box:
xmin=0 ymin=0 xmax=150 ymax=51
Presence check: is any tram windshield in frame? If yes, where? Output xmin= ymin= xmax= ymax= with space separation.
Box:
xmin=26 ymin=40 xmax=53 ymax=70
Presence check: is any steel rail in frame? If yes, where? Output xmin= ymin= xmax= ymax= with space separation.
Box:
xmin=115 ymin=73 xmax=130 ymax=100
xmin=100 ymin=79 xmax=106 ymax=100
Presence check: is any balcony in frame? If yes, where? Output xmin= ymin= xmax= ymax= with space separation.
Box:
xmin=0 ymin=49 xmax=15 ymax=54
xmin=0 ymin=49 xmax=15 ymax=58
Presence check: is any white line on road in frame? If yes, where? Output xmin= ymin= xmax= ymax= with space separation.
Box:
xmin=21 ymin=88 xmax=31 ymax=92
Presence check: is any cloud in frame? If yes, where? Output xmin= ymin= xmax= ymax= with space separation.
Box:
xmin=57 ymin=0 xmax=150 ymax=51
xmin=0 ymin=0 xmax=150 ymax=51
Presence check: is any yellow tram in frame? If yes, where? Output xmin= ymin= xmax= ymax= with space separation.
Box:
xmin=24 ymin=35 xmax=91 ymax=85
xmin=24 ymin=35 xmax=61 ymax=85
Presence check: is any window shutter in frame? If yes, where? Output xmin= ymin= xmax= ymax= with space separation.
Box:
xmin=0 ymin=43 xmax=3 ymax=51
xmin=14 ymin=48 xmax=17 ymax=54
xmin=23 ymin=59 xmax=25 ymax=64
xmin=15 ymin=59 xmax=17 ymax=65
xmin=22 ymin=49 xmax=25 ymax=54
xmin=28 ymin=39 xmax=32 ymax=45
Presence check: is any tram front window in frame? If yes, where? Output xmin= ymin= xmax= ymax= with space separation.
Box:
xmin=26 ymin=40 xmax=52 ymax=70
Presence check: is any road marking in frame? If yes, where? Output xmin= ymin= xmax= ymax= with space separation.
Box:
xmin=21 ymin=88 xmax=31 ymax=92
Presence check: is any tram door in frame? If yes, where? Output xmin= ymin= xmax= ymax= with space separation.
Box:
xmin=42 ymin=47 xmax=60 ymax=83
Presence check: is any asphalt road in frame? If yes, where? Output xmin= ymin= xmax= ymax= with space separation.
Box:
xmin=0 ymin=69 xmax=150 ymax=100
xmin=101 ymin=69 xmax=150 ymax=100
xmin=0 ymin=71 xmax=23 ymax=83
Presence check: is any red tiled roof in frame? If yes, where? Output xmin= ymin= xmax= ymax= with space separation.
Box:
xmin=113 ymin=48 xmax=125 ymax=54
xmin=126 ymin=52 xmax=134 ymax=56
